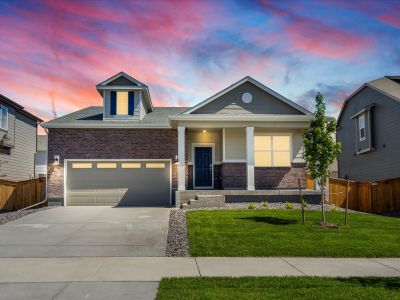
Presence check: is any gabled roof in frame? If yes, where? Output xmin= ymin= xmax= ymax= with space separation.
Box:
xmin=337 ymin=76 xmax=400 ymax=124
xmin=96 ymin=71 xmax=147 ymax=87
xmin=96 ymin=71 xmax=153 ymax=112
xmin=183 ymin=76 xmax=312 ymax=115
xmin=0 ymin=94 xmax=43 ymax=122
xmin=41 ymin=106 xmax=188 ymax=129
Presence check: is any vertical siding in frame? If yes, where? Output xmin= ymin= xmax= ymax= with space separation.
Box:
xmin=337 ymin=87 xmax=400 ymax=182
xmin=0 ymin=112 xmax=37 ymax=181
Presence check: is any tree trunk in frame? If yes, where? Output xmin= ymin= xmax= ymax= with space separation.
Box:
xmin=320 ymin=178 xmax=326 ymax=224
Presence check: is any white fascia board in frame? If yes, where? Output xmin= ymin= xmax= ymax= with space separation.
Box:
xmin=183 ymin=76 xmax=312 ymax=115
xmin=41 ymin=123 xmax=171 ymax=129
xmin=97 ymin=71 xmax=146 ymax=86
xmin=95 ymin=86 xmax=146 ymax=90
xmin=169 ymin=114 xmax=314 ymax=122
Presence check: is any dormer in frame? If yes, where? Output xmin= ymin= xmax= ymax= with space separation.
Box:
xmin=96 ymin=72 xmax=153 ymax=121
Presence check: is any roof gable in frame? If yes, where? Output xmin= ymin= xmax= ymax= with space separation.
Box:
xmin=184 ymin=76 xmax=311 ymax=115
xmin=96 ymin=71 xmax=146 ymax=87
xmin=337 ymin=76 xmax=400 ymax=124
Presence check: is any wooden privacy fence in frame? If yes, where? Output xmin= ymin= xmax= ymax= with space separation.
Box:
xmin=0 ymin=178 xmax=46 ymax=211
xmin=328 ymin=177 xmax=400 ymax=214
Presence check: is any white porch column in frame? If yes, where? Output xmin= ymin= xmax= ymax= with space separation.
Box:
xmin=178 ymin=126 xmax=186 ymax=191
xmin=246 ymin=126 xmax=255 ymax=190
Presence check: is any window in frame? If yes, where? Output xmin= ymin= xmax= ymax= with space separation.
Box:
xmin=254 ymin=135 xmax=291 ymax=167
xmin=72 ymin=163 xmax=92 ymax=169
xmin=146 ymin=163 xmax=166 ymax=169
xmin=121 ymin=163 xmax=141 ymax=169
xmin=359 ymin=114 xmax=366 ymax=141
xmin=97 ymin=163 xmax=117 ymax=169
xmin=0 ymin=105 xmax=8 ymax=131
xmin=110 ymin=91 xmax=134 ymax=116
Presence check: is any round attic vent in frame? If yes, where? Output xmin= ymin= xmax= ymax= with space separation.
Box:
xmin=242 ymin=92 xmax=253 ymax=103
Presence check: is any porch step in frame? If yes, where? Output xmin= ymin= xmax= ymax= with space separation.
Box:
xmin=181 ymin=195 xmax=225 ymax=209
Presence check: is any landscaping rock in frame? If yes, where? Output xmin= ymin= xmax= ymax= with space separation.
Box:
xmin=0 ymin=206 xmax=51 ymax=225
xmin=166 ymin=209 xmax=189 ymax=257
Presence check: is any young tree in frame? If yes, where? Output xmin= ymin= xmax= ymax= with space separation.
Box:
xmin=303 ymin=93 xmax=341 ymax=224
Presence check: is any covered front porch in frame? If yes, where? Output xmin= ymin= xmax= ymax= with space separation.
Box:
xmin=174 ymin=118 xmax=315 ymax=193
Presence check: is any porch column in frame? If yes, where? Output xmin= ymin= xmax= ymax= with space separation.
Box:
xmin=178 ymin=126 xmax=186 ymax=191
xmin=246 ymin=126 xmax=255 ymax=190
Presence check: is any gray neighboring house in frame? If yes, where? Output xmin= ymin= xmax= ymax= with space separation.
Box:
xmin=0 ymin=94 xmax=43 ymax=181
xmin=42 ymin=72 xmax=316 ymax=207
xmin=337 ymin=76 xmax=400 ymax=182
xmin=35 ymin=135 xmax=47 ymax=178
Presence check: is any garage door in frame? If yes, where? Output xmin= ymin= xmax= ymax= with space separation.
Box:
xmin=66 ymin=160 xmax=171 ymax=206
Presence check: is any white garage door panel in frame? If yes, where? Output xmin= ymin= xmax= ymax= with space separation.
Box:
xmin=66 ymin=160 xmax=171 ymax=206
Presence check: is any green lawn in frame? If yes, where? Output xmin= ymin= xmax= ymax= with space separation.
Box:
xmin=186 ymin=209 xmax=400 ymax=257
xmin=156 ymin=277 xmax=400 ymax=300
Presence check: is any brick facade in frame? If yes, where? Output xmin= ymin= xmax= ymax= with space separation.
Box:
xmin=47 ymin=128 xmax=179 ymax=199
xmin=221 ymin=163 xmax=247 ymax=189
xmin=255 ymin=164 xmax=307 ymax=189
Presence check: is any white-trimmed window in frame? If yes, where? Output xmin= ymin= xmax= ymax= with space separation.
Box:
xmin=254 ymin=134 xmax=291 ymax=167
xmin=358 ymin=114 xmax=366 ymax=141
xmin=0 ymin=105 xmax=8 ymax=131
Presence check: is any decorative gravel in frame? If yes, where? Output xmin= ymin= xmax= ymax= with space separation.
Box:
xmin=0 ymin=206 xmax=51 ymax=225
xmin=166 ymin=202 xmax=361 ymax=256
xmin=166 ymin=209 xmax=190 ymax=257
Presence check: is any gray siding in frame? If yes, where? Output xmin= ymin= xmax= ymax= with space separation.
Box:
xmin=192 ymin=81 xmax=304 ymax=115
xmin=337 ymin=86 xmax=400 ymax=182
xmin=103 ymin=90 xmax=140 ymax=120
xmin=0 ymin=109 xmax=37 ymax=181
xmin=107 ymin=77 xmax=137 ymax=86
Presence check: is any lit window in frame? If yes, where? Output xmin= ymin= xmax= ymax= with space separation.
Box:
xmin=117 ymin=91 xmax=128 ymax=115
xmin=97 ymin=163 xmax=117 ymax=169
xmin=0 ymin=105 xmax=8 ymax=131
xmin=254 ymin=135 xmax=291 ymax=167
xmin=72 ymin=163 xmax=92 ymax=169
xmin=359 ymin=114 xmax=366 ymax=141
xmin=121 ymin=163 xmax=141 ymax=169
xmin=146 ymin=163 xmax=166 ymax=169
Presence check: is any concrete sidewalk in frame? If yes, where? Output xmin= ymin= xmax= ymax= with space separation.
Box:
xmin=1 ymin=257 xmax=400 ymax=282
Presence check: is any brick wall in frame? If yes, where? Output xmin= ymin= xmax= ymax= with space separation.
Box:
xmin=47 ymin=128 xmax=179 ymax=199
xmin=255 ymin=164 xmax=306 ymax=189
xmin=221 ymin=163 xmax=247 ymax=189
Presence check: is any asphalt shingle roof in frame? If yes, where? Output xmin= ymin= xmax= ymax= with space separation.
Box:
xmin=41 ymin=106 xmax=189 ymax=128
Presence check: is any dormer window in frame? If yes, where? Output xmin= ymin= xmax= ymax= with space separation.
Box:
xmin=110 ymin=91 xmax=135 ymax=116
xmin=358 ymin=114 xmax=366 ymax=141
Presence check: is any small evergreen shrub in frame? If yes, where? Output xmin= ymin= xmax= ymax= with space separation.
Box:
xmin=302 ymin=200 xmax=308 ymax=208
xmin=261 ymin=201 xmax=269 ymax=208
xmin=331 ymin=204 xmax=339 ymax=212
xmin=285 ymin=201 xmax=294 ymax=209
xmin=248 ymin=203 xmax=257 ymax=209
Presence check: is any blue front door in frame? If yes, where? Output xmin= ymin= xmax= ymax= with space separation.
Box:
xmin=195 ymin=147 xmax=213 ymax=187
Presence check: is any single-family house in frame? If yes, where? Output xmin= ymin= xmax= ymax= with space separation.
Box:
xmin=42 ymin=72 xmax=318 ymax=207
xmin=0 ymin=94 xmax=43 ymax=181
xmin=337 ymin=76 xmax=400 ymax=182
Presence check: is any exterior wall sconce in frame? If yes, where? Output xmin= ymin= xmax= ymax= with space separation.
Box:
xmin=174 ymin=155 xmax=178 ymax=163
xmin=53 ymin=155 xmax=60 ymax=165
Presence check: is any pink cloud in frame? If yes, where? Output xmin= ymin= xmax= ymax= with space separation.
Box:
xmin=378 ymin=12 xmax=400 ymax=28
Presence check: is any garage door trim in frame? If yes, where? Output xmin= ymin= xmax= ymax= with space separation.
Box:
xmin=64 ymin=158 xmax=172 ymax=206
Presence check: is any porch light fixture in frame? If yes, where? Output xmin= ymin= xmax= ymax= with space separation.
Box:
xmin=53 ymin=155 xmax=60 ymax=165
xmin=202 ymin=130 xmax=207 ymax=133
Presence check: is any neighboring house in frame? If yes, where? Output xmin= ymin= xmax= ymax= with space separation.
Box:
xmin=41 ymin=72 xmax=315 ymax=206
xmin=0 ymin=94 xmax=43 ymax=181
xmin=337 ymin=76 xmax=400 ymax=182
xmin=35 ymin=135 xmax=47 ymax=178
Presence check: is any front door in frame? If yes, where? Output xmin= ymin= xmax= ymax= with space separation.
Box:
xmin=194 ymin=147 xmax=213 ymax=188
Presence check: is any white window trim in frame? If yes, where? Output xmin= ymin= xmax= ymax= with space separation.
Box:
xmin=254 ymin=132 xmax=292 ymax=167
xmin=358 ymin=114 xmax=366 ymax=142
xmin=0 ymin=105 xmax=8 ymax=131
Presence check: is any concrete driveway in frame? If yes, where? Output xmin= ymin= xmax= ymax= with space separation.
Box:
xmin=0 ymin=206 xmax=171 ymax=257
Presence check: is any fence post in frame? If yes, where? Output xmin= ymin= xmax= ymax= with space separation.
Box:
xmin=345 ymin=179 xmax=349 ymax=226
xmin=299 ymin=179 xmax=305 ymax=225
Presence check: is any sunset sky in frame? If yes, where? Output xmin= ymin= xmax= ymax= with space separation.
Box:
xmin=0 ymin=0 xmax=399 ymax=124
